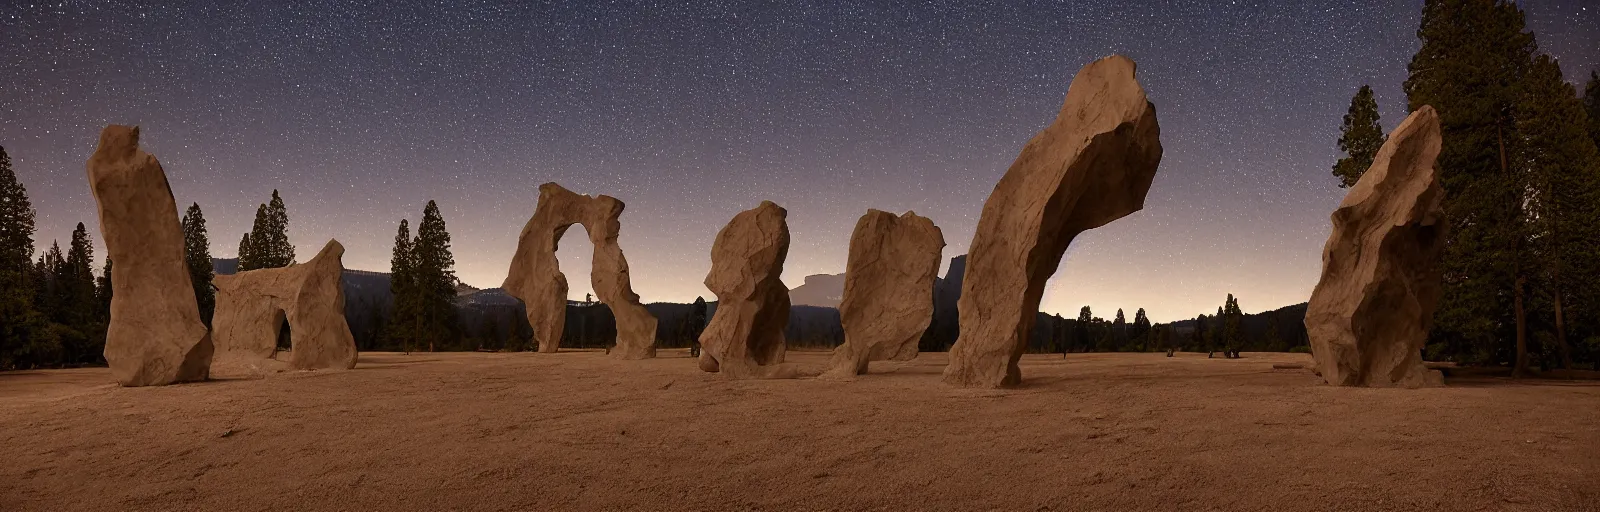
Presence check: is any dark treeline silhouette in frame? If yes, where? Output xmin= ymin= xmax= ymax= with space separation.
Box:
xmin=0 ymin=147 xmax=111 ymax=369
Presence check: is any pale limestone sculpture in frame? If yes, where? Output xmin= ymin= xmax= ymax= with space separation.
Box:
xmin=698 ymin=201 xmax=790 ymax=378
xmin=212 ymin=240 xmax=358 ymax=375
xmin=944 ymin=56 xmax=1163 ymax=388
xmin=87 ymin=125 xmax=213 ymax=386
xmin=503 ymin=183 xmax=658 ymax=359
xmin=825 ymin=210 xmax=944 ymax=377
xmin=1305 ymin=106 xmax=1446 ymax=388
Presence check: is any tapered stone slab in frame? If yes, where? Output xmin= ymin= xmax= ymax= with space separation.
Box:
xmin=698 ymin=201 xmax=790 ymax=378
xmin=824 ymin=210 xmax=944 ymax=378
xmin=944 ymin=56 xmax=1163 ymax=388
xmin=1306 ymin=107 xmax=1446 ymax=388
xmin=87 ymin=125 xmax=213 ymax=386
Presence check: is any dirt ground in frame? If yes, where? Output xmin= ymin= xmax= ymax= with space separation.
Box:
xmin=1 ymin=350 xmax=1596 ymax=511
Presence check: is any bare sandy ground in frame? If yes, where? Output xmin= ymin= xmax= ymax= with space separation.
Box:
xmin=2 ymin=350 xmax=1596 ymax=511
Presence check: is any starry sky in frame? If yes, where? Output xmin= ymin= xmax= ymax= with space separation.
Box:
xmin=2 ymin=1 xmax=1597 ymax=322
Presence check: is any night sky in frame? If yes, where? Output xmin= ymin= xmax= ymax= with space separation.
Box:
xmin=2 ymin=1 xmax=1596 ymax=322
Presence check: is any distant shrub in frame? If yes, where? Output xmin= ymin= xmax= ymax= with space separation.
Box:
xmin=1288 ymin=345 xmax=1311 ymax=354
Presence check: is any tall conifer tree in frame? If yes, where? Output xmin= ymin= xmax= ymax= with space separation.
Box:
xmin=387 ymin=219 xmax=414 ymax=352
xmin=1516 ymin=56 xmax=1600 ymax=369
xmin=1404 ymin=0 xmax=1537 ymax=367
xmin=243 ymin=190 xmax=294 ymax=270
xmin=0 ymin=146 xmax=42 ymax=369
xmin=181 ymin=203 xmax=216 ymax=326
xmin=63 ymin=223 xmax=99 ymax=363
xmin=1333 ymin=85 xmax=1386 ymax=188
xmin=411 ymin=201 xmax=458 ymax=351
xmin=1112 ymin=309 xmax=1127 ymax=352
xmin=64 ymin=224 xmax=97 ymax=324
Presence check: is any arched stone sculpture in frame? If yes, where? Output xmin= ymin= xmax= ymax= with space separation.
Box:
xmin=1305 ymin=106 xmax=1446 ymax=388
xmin=87 ymin=125 xmax=214 ymax=387
xmin=212 ymin=240 xmax=358 ymax=375
xmin=698 ymin=201 xmax=790 ymax=378
xmin=824 ymin=210 xmax=944 ymax=378
xmin=944 ymin=55 xmax=1164 ymax=388
xmin=503 ymin=183 xmax=658 ymax=359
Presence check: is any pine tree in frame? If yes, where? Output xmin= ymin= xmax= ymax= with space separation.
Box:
xmin=0 ymin=145 xmax=44 ymax=369
xmin=242 ymin=205 xmax=267 ymax=271
xmin=1333 ymin=85 xmax=1387 ymax=188
xmin=236 ymin=232 xmax=253 ymax=271
xmin=411 ymin=200 xmax=458 ymax=352
xmin=386 ymin=219 xmax=415 ymax=352
xmin=263 ymin=190 xmax=294 ymax=266
xmin=243 ymin=191 xmax=294 ymax=271
xmin=62 ymin=223 xmax=100 ymax=363
xmin=1112 ymin=309 xmax=1127 ymax=352
xmin=0 ymin=146 xmax=33 ymax=275
xmin=1075 ymin=306 xmax=1092 ymax=353
xmin=1404 ymin=0 xmax=1537 ymax=368
xmin=63 ymin=225 xmax=96 ymax=322
xmin=1132 ymin=308 xmax=1152 ymax=351
xmin=180 ymin=204 xmax=216 ymax=326
xmin=1516 ymin=56 xmax=1600 ymax=370
xmin=1222 ymin=294 xmax=1244 ymax=358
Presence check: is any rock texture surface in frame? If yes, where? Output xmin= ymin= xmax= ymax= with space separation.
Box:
xmin=503 ymin=183 xmax=658 ymax=359
xmin=87 ymin=125 xmax=213 ymax=386
xmin=698 ymin=201 xmax=791 ymax=378
xmin=212 ymin=240 xmax=358 ymax=375
xmin=1305 ymin=107 xmax=1446 ymax=388
xmin=945 ymin=56 xmax=1163 ymax=388
xmin=825 ymin=210 xmax=944 ymax=377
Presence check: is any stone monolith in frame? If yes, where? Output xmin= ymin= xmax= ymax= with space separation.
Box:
xmin=824 ymin=210 xmax=944 ymax=377
xmin=212 ymin=240 xmax=358 ymax=375
xmin=698 ymin=201 xmax=790 ymax=378
xmin=944 ymin=55 xmax=1163 ymax=388
xmin=1305 ymin=106 xmax=1446 ymax=388
xmin=87 ymin=125 xmax=213 ymax=386
xmin=503 ymin=183 xmax=658 ymax=358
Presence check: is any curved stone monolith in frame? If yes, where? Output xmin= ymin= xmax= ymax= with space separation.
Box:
xmin=944 ymin=55 xmax=1163 ymax=388
xmin=212 ymin=239 xmax=358 ymax=375
xmin=503 ymin=183 xmax=658 ymax=359
xmin=87 ymin=125 xmax=213 ymax=386
xmin=1305 ymin=106 xmax=1446 ymax=388
xmin=824 ymin=210 xmax=944 ymax=378
xmin=698 ymin=201 xmax=790 ymax=378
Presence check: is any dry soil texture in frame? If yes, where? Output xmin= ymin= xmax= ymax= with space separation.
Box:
xmin=2 ymin=351 xmax=1597 ymax=511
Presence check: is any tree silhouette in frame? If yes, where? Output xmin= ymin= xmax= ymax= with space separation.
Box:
xmin=181 ymin=203 xmax=215 ymax=326
xmin=1332 ymin=85 xmax=1386 ymax=188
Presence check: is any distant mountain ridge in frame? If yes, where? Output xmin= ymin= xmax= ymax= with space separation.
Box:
xmin=788 ymin=273 xmax=845 ymax=308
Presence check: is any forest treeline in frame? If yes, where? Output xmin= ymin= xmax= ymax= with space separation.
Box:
xmin=3 ymin=0 xmax=1598 ymax=373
